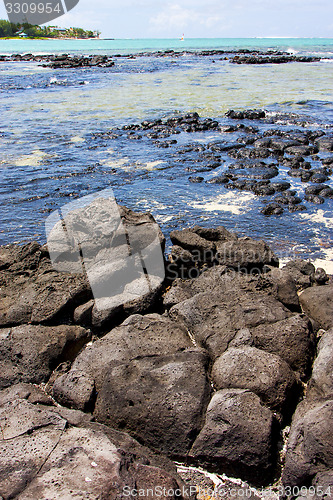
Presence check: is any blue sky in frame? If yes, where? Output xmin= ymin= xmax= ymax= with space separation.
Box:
xmin=1 ymin=0 xmax=332 ymax=38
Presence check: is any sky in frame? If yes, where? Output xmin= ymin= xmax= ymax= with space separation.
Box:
xmin=0 ymin=0 xmax=332 ymax=38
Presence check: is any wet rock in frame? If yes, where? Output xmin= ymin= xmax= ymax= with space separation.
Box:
xmin=311 ymin=172 xmax=329 ymax=183
xmin=288 ymin=203 xmax=306 ymax=212
xmin=46 ymin=54 xmax=115 ymax=69
xmin=0 ymin=392 xmax=188 ymax=500
xmin=228 ymin=161 xmax=279 ymax=180
xmin=285 ymin=145 xmax=318 ymax=156
xmin=189 ymin=176 xmax=204 ymax=183
xmin=320 ymin=187 xmax=333 ymax=199
xmin=270 ymin=138 xmax=301 ymax=152
xmin=189 ymin=389 xmax=276 ymax=484
xmin=252 ymin=183 xmax=276 ymax=196
xmin=229 ymin=147 xmax=274 ymax=160
xmin=232 ymin=55 xmax=320 ymax=64
xmin=251 ymin=314 xmax=314 ymax=378
xmin=206 ymin=174 xmax=230 ymax=184
xmin=305 ymin=194 xmax=325 ymax=204
xmin=322 ymin=157 xmax=333 ymax=166
xmin=0 ymin=324 xmax=91 ymax=390
xmin=274 ymin=192 xmax=302 ymax=205
xmin=315 ymin=137 xmax=333 ymax=151
xmin=225 ymin=109 xmax=266 ymax=120
xmin=211 ymin=346 xmax=298 ymax=416
xmin=208 ymin=140 xmax=245 ymax=152
xmin=305 ymin=183 xmax=330 ymax=195
xmin=261 ymin=203 xmax=284 ymax=216
xmin=314 ymin=267 xmax=329 ymax=285
xmin=307 ymin=329 xmax=333 ymax=400
xmin=282 ymin=399 xmax=333 ymax=488
xmin=271 ymin=181 xmax=291 ymax=191
xmin=299 ymin=284 xmax=333 ymax=330
xmin=253 ymin=138 xmax=271 ymax=148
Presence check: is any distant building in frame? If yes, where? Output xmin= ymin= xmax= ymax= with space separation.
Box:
xmin=52 ymin=28 xmax=68 ymax=35
xmin=18 ymin=32 xmax=28 ymax=38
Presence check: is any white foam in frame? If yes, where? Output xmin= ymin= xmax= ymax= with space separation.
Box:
xmin=189 ymin=191 xmax=255 ymax=215
xmin=143 ymin=160 xmax=167 ymax=170
xmin=71 ymin=136 xmax=85 ymax=143
xmin=14 ymin=150 xmax=55 ymax=167
xmin=299 ymin=210 xmax=333 ymax=229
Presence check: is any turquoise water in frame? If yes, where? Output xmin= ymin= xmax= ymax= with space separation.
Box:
xmin=1 ymin=37 xmax=333 ymax=55
xmin=0 ymin=39 xmax=332 ymax=269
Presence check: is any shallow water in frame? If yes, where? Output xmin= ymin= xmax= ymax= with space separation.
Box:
xmin=0 ymin=39 xmax=332 ymax=269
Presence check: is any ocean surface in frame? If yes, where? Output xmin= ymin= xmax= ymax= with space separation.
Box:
xmin=0 ymin=38 xmax=332 ymax=270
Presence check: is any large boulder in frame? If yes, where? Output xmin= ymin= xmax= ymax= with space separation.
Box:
xmin=170 ymin=290 xmax=292 ymax=360
xmin=211 ymin=346 xmax=298 ymax=416
xmin=164 ymin=265 xmax=242 ymax=308
xmin=251 ymin=314 xmax=314 ymax=379
xmin=51 ymin=314 xmax=211 ymax=458
xmin=189 ymin=389 xmax=276 ymax=484
xmin=307 ymin=329 xmax=333 ymax=400
xmin=215 ymin=237 xmax=279 ymax=270
xmin=282 ymin=399 xmax=333 ymax=488
xmin=0 ymin=244 xmax=91 ymax=327
xmin=0 ymin=385 xmax=190 ymax=500
xmin=282 ymin=260 xmax=316 ymax=291
xmin=170 ymin=229 xmax=216 ymax=262
xmin=0 ymin=202 xmax=166 ymax=330
xmin=93 ymin=349 xmax=210 ymax=457
xmin=299 ymin=285 xmax=333 ymax=330
xmin=53 ymin=313 xmax=193 ymax=406
xmin=46 ymin=198 xmax=166 ymax=329
xmin=0 ymin=324 xmax=91 ymax=390
xmin=168 ymin=226 xmax=278 ymax=273
xmin=256 ymin=267 xmax=300 ymax=311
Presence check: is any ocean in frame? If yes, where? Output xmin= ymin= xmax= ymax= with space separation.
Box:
xmin=0 ymin=38 xmax=332 ymax=270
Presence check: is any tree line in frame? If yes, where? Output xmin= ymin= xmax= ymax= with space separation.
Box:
xmin=0 ymin=19 xmax=100 ymax=38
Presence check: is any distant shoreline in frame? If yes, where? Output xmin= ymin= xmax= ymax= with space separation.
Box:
xmin=0 ymin=37 xmax=100 ymax=40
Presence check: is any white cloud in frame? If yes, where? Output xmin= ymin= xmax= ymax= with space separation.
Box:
xmin=149 ymin=3 xmax=225 ymax=32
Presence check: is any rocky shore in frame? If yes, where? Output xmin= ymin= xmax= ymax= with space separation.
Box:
xmin=1 ymin=202 xmax=333 ymax=498
xmin=94 ymin=110 xmax=333 ymax=217
xmin=0 ymin=49 xmax=322 ymax=68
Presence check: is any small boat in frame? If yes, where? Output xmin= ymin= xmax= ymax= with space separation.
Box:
xmin=180 ymin=34 xmax=184 ymax=41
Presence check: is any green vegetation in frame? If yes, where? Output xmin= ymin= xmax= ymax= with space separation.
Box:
xmin=0 ymin=19 xmax=100 ymax=38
